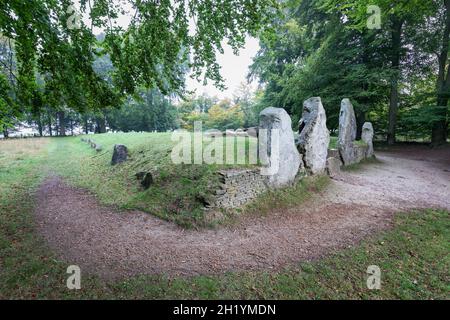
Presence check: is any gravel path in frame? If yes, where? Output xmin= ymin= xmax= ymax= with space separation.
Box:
xmin=34 ymin=145 xmax=450 ymax=280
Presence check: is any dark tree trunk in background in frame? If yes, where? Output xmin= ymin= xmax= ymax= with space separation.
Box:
xmin=47 ymin=111 xmax=53 ymax=136
xmin=355 ymin=111 xmax=366 ymax=140
xmin=432 ymin=0 xmax=450 ymax=146
xmin=70 ymin=119 xmax=74 ymax=136
xmin=387 ymin=17 xmax=404 ymax=145
xmin=3 ymin=129 xmax=8 ymax=138
xmin=57 ymin=111 xmax=66 ymax=136
xmin=37 ymin=113 xmax=43 ymax=137
xmin=84 ymin=117 xmax=89 ymax=134
xmin=96 ymin=116 xmax=106 ymax=133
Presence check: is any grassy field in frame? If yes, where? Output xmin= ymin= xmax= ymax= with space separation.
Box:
xmin=0 ymin=135 xmax=448 ymax=299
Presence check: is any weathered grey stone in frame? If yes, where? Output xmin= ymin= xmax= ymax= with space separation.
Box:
xmin=215 ymin=189 xmax=226 ymax=196
xmin=259 ymin=107 xmax=301 ymax=187
xmin=326 ymin=157 xmax=342 ymax=178
xmin=111 ymin=144 xmax=128 ymax=165
xmin=362 ymin=122 xmax=374 ymax=157
xmin=297 ymin=97 xmax=330 ymax=174
xmin=327 ymin=148 xmax=340 ymax=159
xmin=225 ymin=129 xmax=237 ymax=137
xmin=141 ymin=172 xmax=153 ymax=190
xmin=246 ymin=127 xmax=258 ymax=138
xmin=235 ymin=128 xmax=248 ymax=137
xmin=338 ymin=98 xmax=357 ymax=165
xmin=95 ymin=144 xmax=103 ymax=152
xmin=354 ymin=144 xmax=368 ymax=163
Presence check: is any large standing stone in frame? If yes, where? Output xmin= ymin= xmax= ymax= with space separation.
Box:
xmin=338 ymin=98 xmax=357 ymax=165
xmin=259 ymin=107 xmax=301 ymax=187
xmin=297 ymin=97 xmax=330 ymax=174
xmin=111 ymin=144 xmax=128 ymax=165
xmin=361 ymin=122 xmax=374 ymax=157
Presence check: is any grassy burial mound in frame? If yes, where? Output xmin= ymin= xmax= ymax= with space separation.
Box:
xmin=47 ymin=132 xmax=263 ymax=227
xmin=1 ymin=133 xmax=372 ymax=229
xmin=44 ymin=132 xmax=333 ymax=228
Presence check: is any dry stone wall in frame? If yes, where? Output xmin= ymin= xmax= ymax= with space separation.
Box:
xmin=210 ymin=169 xmax=268 ymax=209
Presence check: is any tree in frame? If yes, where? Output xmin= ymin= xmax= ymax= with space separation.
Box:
xmin=0 ymin=0 xmax=278 ymax=129
xmin=206 ymin=101 xmax=244 ymax=130
xmin=250 ymin=0 xmax=389 ymax=133
xmin=107 ymin=89 xmax=178 ymax=132
xmin=87 ymin=0 xmax=278 ymax=95
xmin=432 ymin=0 xmax=450 ymax=145
xmin=251 ymin=0 xmax=445 ymax=143
xmin=233 ymin=82 xmax=258 ymax=127
xmin=0 ymin=72 xmax=17 ymax=134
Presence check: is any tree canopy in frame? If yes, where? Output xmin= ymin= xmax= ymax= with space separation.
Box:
xmin=1 ymin=0 xmax=448 ymax=144
xmin=0 ymin=0 xmax=278 ymax=131
xmin=250 ymin=0 xmax=449 ymax=143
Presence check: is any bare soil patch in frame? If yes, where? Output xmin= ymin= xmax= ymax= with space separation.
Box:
xmin=34 ymin=145 xmax=450 ymax=280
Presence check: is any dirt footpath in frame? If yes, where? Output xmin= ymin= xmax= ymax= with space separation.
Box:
xmin=34 ymin=145 xmax=450 ymax=280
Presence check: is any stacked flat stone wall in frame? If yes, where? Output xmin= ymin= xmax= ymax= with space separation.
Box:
xmin=211 ymin=169 xmax=267 ymax=209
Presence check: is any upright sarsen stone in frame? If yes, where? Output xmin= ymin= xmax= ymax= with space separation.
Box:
xmin=111 ymin=144 xmax=128 ymax=165
xmin=362 ymin=122 xmax=374 ymax=157
xmin=338 ymin=98 xmax=357 ymax=165
xmin=259 ymin=107 xmax=301 ymax=187
xmin=297 ymin=97 xmax=330 ymax=174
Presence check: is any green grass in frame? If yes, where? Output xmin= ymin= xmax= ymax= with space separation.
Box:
xmin=0 ymin=136 xmax=448 ymax=299
xmin=329 ymin=136 xmax=367 ymax=150
xmin=243 ymin=175 xmax=330 ymax=215
xmin=329 ymin=136 xmax=338 ymax=149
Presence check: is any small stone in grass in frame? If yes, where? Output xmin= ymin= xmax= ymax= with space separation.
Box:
xmin=141 ymin=172 xmax=154 ymax=190
xmin=111 ymin=144 xmax=128 ymax=165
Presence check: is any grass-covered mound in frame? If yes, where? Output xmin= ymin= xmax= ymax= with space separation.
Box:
xmin=45 ymin=133 xmax=368 ymax=227
xmin=49 ymin=132 xmax=334 ymax=228
xmin=1 ymin=133 xmax=365 ymax=228
xmin=46 ymin=132 xmax=264 ymax=227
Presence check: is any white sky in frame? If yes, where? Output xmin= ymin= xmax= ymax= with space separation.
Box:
xmin=185 ymin=37 xmax=260 ymax=99
xmin=77 ymin=1 xmax=259 ymax=100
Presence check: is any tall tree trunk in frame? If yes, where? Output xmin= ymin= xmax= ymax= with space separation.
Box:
xmin=36 ymin=113 xmax=43 ymax=137
xmin=70 ymin=119 xmax=74 ymax=136
xmin=84 ymin=117 xmax=89 ymax=134
xmin=432 ymin=0 xmax=450 ymax=146
xmin=355 ymin=110 xmax=366 ymax=140
xmin=96 ymin=115 xmax=106 ymax=133
xmin=57 ymin=111 xmax=66 ymax=136
xmin=3 ymin=129 xmax=8 ymax=138
xmin=47 ymin=111 xmax=53 ymax=136
xmin=387 ymin=17 xmax=404 ymax=145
